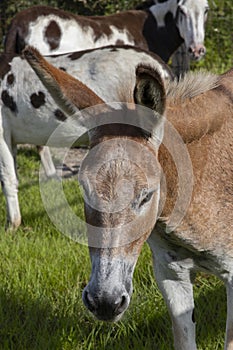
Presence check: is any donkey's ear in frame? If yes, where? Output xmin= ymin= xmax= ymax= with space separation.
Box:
xmin=23 ymin=46 xmax=103 ymax=115
xmin=134 ymin=65 xmax=166 ymax=115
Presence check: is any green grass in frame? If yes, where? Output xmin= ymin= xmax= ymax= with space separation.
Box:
xmin=0 ymin=148 xmax=227 ymax=349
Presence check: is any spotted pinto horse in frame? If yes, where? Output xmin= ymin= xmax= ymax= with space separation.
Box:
xmin=0 ymin=45 xmax=171 ymax=229
xmin=4 ymin=0 xmax=209 ymax=62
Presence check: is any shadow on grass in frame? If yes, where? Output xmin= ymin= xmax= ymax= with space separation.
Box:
xmin=0 ymin=278 xmax=226 ymax=350
xmin=0 ymin=288 xmax=88 ymax=350
xmin=195 ymin=280 xmax=226 ymax=348
xmin=0 ymin=285 xmax=170 ymax=350
xmin=0 ymin=278 xmax=227 ymax=350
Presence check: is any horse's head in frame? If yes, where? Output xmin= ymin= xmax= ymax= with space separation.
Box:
xmin=176 ymin=0 xmax=209 ymax=60
xmin=24 ymin=47 xmax=166 ymax=322
xmin=79 ymin=66 xmax=166 ymax=321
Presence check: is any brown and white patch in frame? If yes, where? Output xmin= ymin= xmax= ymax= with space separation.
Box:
xmin=44 ymin=20 xmax=61 ymax=51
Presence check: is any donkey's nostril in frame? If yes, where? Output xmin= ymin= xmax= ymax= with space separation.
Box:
xmin=82 ymin=287 xmax=130 ymax=321
xmin=83 ymin=290 xmax=96 ymax=312
xmin=188 ymin=47 xmax=193 ymax=54
xmin=114 ymin=294 xmax=129 ymax=315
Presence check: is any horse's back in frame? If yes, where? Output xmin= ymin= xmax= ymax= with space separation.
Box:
xmin=4 ymin=5 xmax=145 ymax=55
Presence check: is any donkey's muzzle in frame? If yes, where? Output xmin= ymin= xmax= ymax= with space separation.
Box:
xmin=82 ymin=289 xmax=130 ymax=321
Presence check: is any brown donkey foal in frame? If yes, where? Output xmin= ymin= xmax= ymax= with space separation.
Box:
xmin=26 ymin=48 xmax=233 ymax=350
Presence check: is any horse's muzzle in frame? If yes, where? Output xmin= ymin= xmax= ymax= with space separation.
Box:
xmin=188 ymin=44 xmax=206 ymax=61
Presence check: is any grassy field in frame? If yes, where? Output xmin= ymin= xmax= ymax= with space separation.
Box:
xmin=0 ymin=2 xmax=232 ymax=349
xmin=0 ymin=148 xmax=227 ymax=349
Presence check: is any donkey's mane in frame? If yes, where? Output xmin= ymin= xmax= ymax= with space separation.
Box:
xmin=166 ymin=71 xmax=220 ymax=104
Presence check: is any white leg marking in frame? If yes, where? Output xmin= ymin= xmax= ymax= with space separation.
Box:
xmin=38 ymin=146 xmax=58 ymax=179
xmin=225 ymin=281 xmax=233 ymax=350
xmin=148 ymin=232 xmax=197 ymax=350
xmin=0 ymin=111 xmax=21 ymax=229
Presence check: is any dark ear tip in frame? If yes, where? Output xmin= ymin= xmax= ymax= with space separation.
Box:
xmin=136 ymin=64 xmax=164 ymax=88
xmin=22 ymin=46 xmax=40 ymax=62
xmin=136 ymin=65 xmax=151 ymax=76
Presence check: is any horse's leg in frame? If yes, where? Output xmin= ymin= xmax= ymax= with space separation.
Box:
xmin=12 ymin=143 xmax=19 ymax=181
xmin=171 ymin=43 xmax=190 ymax=78
xmin=148 ymin=232 xmax=196 ymax=350
xmin=0 ymin=113 xmax=21 ymax=229
xmin=37 ymin=145 xmax=57 ymax=178
xmin=225 ymin=282 xmax=233 ymax=350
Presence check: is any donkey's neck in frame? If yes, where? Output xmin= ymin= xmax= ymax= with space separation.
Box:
xmin=165 ymin=72 xmax=233 ymax=143
xmin=166 ymin=91 xmax=225 ymax=144
xmin=158 ymin=71 xmax=233 ymax=252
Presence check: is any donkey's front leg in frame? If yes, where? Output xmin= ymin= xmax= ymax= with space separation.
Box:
xmin=0 ymin=115 xmax=21 ymax=230
xmin=157 ymin=268 xmax=196 ymax=350
xmin=148 ymin=233 xmax=196 ymax=350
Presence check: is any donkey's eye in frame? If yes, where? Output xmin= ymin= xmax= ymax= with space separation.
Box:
xmin=131 ymin=188 xmax=156 ymax=211
xmin=139 ymin=190 xmax=154 ymax=208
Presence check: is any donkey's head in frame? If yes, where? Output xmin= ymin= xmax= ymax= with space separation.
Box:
xmin=78 ymin=66 xmax=166 ymax=321
xmin=24 ymin=47 xmax=166 ymax=322
xmin=176 ymin=0 xmax=208 ymax=60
